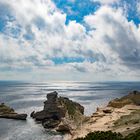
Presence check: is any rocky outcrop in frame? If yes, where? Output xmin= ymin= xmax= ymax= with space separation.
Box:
xmin=0 ymin=103 xmax=27 ymax=120
xmin=31 ymin=91 xmax=84 ymax=133
xmin=108 ymin=90 xmax=140 ymax=108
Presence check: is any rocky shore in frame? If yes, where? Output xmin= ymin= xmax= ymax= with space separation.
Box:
xmin=30 ymin=90 xmax=140 ymax=139
xmin=0 ymin=90 xmax=140 ymax=140
xmin=0 ymin=103 xmax=27 ymax=120
xmin=70 ymin=90 xmax=140 ymax=140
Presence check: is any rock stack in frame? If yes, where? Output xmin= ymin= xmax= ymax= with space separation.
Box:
xmin=31 ymin=91 xmax=84 ymax=133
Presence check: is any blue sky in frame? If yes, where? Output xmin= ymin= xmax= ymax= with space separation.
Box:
xmin=0 ymin=0 xmax=140 ymax=81
xmin=53 ymin=0 xmax=140 ymax=25
xmin=53 ymin=0 xmax=100 ymax=24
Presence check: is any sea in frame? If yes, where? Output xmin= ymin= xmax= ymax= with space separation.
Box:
xmin=0 ymin=81 xmax=140 ymax=140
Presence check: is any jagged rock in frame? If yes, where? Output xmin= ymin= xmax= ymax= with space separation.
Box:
xmin=31 ymin=91 xmax=84 ymax=132
xmin=0 ymin=103 xmax=27 ymax=120
xmin=30 ymin=111 xmax=35 ymax=118
xmin=108 ymin=91 xmax=140 ymax=108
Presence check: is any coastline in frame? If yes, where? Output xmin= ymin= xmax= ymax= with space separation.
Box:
xmin=66 ymin=91 xmax=140 ymax=140
xmin=0 ymin=82 xmax=140 ymax=140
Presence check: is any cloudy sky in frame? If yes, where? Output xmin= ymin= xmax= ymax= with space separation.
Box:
xmin=0 ymin=0 xmax=140 ymax=81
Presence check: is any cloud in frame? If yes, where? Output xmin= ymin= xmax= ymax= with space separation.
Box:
xmin=0 ymin=0 xmax=140 ymax=81
xmin=84 ymin=6 xmax=140 ymax=70
xmin=0 ymin=0 xmax=88 ymax=70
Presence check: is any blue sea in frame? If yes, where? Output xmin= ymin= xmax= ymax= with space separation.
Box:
xmin=0 ymin=81 xmax=140 ymax=140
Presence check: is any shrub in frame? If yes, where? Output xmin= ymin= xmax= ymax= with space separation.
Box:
xmin=75 ymin=131 xmax=123 ymax=140
xmin=75 ymin=129 xmax=140 ymax=140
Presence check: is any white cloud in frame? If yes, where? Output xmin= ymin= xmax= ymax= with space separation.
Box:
xmin=0 ymin=1 xmax=140 ymax=81
xmin=84 ymin=6 xmax=140 ymax=70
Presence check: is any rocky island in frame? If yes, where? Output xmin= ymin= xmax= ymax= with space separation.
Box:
xmin=0 ymin=103 xmax=27 ymax=120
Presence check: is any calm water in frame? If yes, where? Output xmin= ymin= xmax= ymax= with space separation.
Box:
xmin=0 ymin=81 xmax=140 ymax=140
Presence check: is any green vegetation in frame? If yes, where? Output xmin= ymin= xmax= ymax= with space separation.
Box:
xmin=0 ymin=103 xmax=14 ymax=114
xmin=59 ymin=97 xmax=78 ymax=116
xmin=75 ymin=131 xmax=123 ymax=140
xmin=64 ymin=100 xmax=76 ymax=116
xmin=125 ymin=129 xmax=140 ymax=140
xmin=75 ymin=130 xmax=140 ymax=140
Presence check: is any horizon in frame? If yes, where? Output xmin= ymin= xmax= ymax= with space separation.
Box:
xmin=0 ymin=80 xmax=140 ymax=83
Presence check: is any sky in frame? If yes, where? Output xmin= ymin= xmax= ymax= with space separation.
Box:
xmin=0 ymin=0 xmax=140 ymax=81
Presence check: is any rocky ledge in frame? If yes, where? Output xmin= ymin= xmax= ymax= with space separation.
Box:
xmin=31 ymin=91 xmax=85 ymax=133
xmin=0 ymin=103 xmax=27 ymax=120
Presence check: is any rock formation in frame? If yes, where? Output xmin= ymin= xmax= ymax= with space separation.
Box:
xmin=0 ymin=103 xmax=27 ymax=120
xmin=31 ymin=91 xmax=85 ymax=133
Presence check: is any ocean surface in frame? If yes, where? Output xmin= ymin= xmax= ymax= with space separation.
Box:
xmin=0 ymin=81 xmax=140 ymax=140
